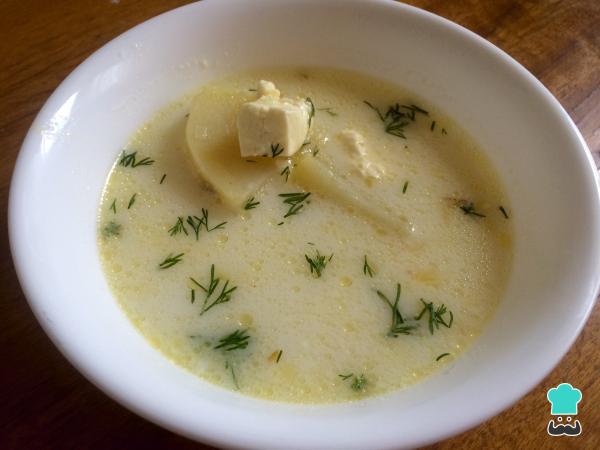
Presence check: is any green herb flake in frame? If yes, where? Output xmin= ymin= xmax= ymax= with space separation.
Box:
xmin=305 ymin=250 xmax=333 ymax=278
xmin=402 ymin=181 xmax=409 ymax=194
xmin=430 ymin=120 xmax=436 ymax=131
xmin=458 ymin=201 xmax=486 ymax=218
xmin=127 ymin=193 xmax=137 ymax=210
xmin=415 ymin=299 xmax=454 ymax=335
xmin=436 ymin=352 xmax=450 ymax=361
xmin=268 ymin=143 xmax=284 ymax=158
xmin=363 ymin=255 xmax=375 ymax=277
xmin=190 ymin=264 xmax=237 ymax=316
xmin=214 ymin=329 xmax=250 ymax=352
xmin=276 ymin=350 xmax=283 ymax=363
xmin=159 ymin=173 xmax=167 ymax=184
xmin=158 ymin=253 xmax=184 ymax=269
xmin=376 ymin=283 xmax=418 ymax=337
xmin=317 ymin=107 xmax=338 ymax=117
xmin=364 ymin=101 xmax=428 ymax=139
xmin=351 ymin=374 xmax=367 ymax=391
xmin=244 ymin=197 xmax=260 ymax=210
xmin=168 ymin=217 xmax=188 ymax=236
xmin=102 ymin=221 xmax=121 ymax=237
xmin=499 ymin=206 xmax=509 ymax=219
xmin=280 ymin=165 xmax=291 ymax=182
xmin=118 ymin=150 xmax=155 ymax=168
xmin=279 ymin=192 xmax=311 ymax=218
xmin=109 ymin=198 xmax=117 ymax=214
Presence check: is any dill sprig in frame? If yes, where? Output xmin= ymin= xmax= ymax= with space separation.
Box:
xmin=186 ymin=209 xmax=227 ymax=240
xmin=160 ymin=173 xmax=167 ymax=184
xmin=268 ymin=143 xmax=284 ymax=158
xmin=499 ymin=206 xmax=509 ymax=219
xmin=102 ymin=221 xmax=121 ymax=237
xmin=118 ymin=150 xmax=155 ymax=168
xmin=190 ymin=264 xmax=237 ymax=316
xmin=351 ymin=374 xmax=368 ymax=391
xmin=244 ymin=197 xmax=260 ymax=210
xmin=376 ymin=283 xmax=418 ymax=337
xmin=279 ymin=192 xmax=311 ymax=218
xmin=436 ymin=353 xmax=450 ymax=361
xmin=127 ymin=193 xmax=137 ymax=210
xmin=305 ymin=250 xmax=333 ymax=278
xmin=214 ymin=329 xmax=250 ymax=352
xmin=402 ymin=181 xmax=409 ymax=194
xmin=415 ymin=299 xmax=454 ymax=335
xmin=363 ymin=255 xmax=375 ymax=277
xmin=458 ymin=201 xmax=486 ymax=218
xmin=109 ymin=198 xmax=117 ymax=214
xmin=363 ymin=101 xmax=429 ymax=139
xmin=225 ymin=360 xmax=239 ymax=389
xmin=306 ymin=97 xmax=315 ymax=127
xmin=280 ymin=165 xmax=291 ymax=182
xmin=318 ymin=107 xmax=338 ymax=117
xmin=168 ymin=217 xmax=188 ymax=236
xmin=338 ymin=373 xmax=368 ymax=391
xmin=430 ymin=120 xmax=436 ymax=131
xmin=158 ymin=253 xmax=184 ymax=269
xmin=276 ymin=350 xmax=283 ymax=363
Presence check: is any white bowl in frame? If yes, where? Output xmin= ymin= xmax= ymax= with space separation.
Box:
xmin=9 ymin=0 xmax=600 ymax=448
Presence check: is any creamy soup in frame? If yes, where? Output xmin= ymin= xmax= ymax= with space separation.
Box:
xmin=98 ymin=68 xmax=512 ymax=403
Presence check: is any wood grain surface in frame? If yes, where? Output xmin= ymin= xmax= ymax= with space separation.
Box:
xmin=1 ymin=1 xmax=598 ymax=449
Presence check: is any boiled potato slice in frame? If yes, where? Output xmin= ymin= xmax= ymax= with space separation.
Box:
xmin=185 ymin=86 xmax=282 ymax=207
xmin=292 ymin=149 xmax=408 ymax=234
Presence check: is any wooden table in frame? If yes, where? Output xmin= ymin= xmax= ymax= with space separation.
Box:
xmin=1 ymin=1 xmax=598 ymax=448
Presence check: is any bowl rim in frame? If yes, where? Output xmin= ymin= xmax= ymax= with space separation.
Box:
xmin=9 ymin=0 xmax=600 ymax=448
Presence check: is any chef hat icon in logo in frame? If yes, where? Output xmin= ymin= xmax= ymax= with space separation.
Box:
xmin=547 ymin=383 xmax=582 ymax=415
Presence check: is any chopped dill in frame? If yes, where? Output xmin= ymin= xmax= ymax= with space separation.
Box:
xmin=351 ymin=374 xmax=367 ymax=391
xmin=458 ymin=201 xmax=486 ymax=218
xmin=276 ymin=350 xmax=283 ymax=363
xmin=442 ymin=128 xmax=448 ymax=135
xmin=430 ymin=120 xmax=436 ymax=131
xmin=364 ymin=101 xmax=428 ymax=139
xmin=338 ymin=373 xmax=368 ymax=391
xmin=214 ymin=329 xmax=250 ymax=352
xmin=102 ymin=221 xmax=121 ymax=237
xmin=306 ymin=97 xmax=315 ymax=127
xmin=127 ymin=193 xmax=137 ymax=210
xmin=190 ymin=289 xmax=196 ymax=304
xmin=277 ymin=221 xmax=284 ymax=226
xmin=305 ymin=250 xmax=333 ymax=278
xmin=225 ymin=360 xmax=240 ymax=389
xmin=363 ymin=255 xmax=375 ymax=277
xmin=186 ymin=209 xmax=227 ymax=240
xmin=279 ymin=192 xmax=311 ymax=218
xmin=280 ymin=165 xmax=291 ymax=182
xmin=244 ymin=197 xmax=260 ymax=210
xmin=317 ymin=107 xmax=338 ymax=116
xmin=160 ymin=173 xmax=167 ymax=184
xmin=268 ymin=143 xmax=284 ymax=158
xmin=436 ymin=353 xmax=450 ymax=361
xmin=313 ymin=147 xmax=320 ymax=157
xmin=118 ymin=150 xmax=155 ymax=168
xmin=248 ymin=88 xmax=257 ymax=92
xmin=158 ymin=253 xmax=184 ymax=269
xmin=109 ymin=198 xmax=117 ymax=214
xmin=168 ymin=217 xmax=188 ymax=236
xmin=402 ymin=181 xmax=409 ymax=194
xmin=376 ymin=283 xmax=418 ymax=337
xmin=499 ymin=206 xmax=509 ymax=219
xmin=415 ymin=299 xmax=454 ymax=335
xmin=190 ymin=264 xmax=237 ymax=316
xmin=245 ymin=159 xmax=258 ymax=163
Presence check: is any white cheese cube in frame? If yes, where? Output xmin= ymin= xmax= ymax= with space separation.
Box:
xmin=339 ymin=129 xmax=385 ymax=179
xmin=237 ymin=82 xmax=311 ymax=158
